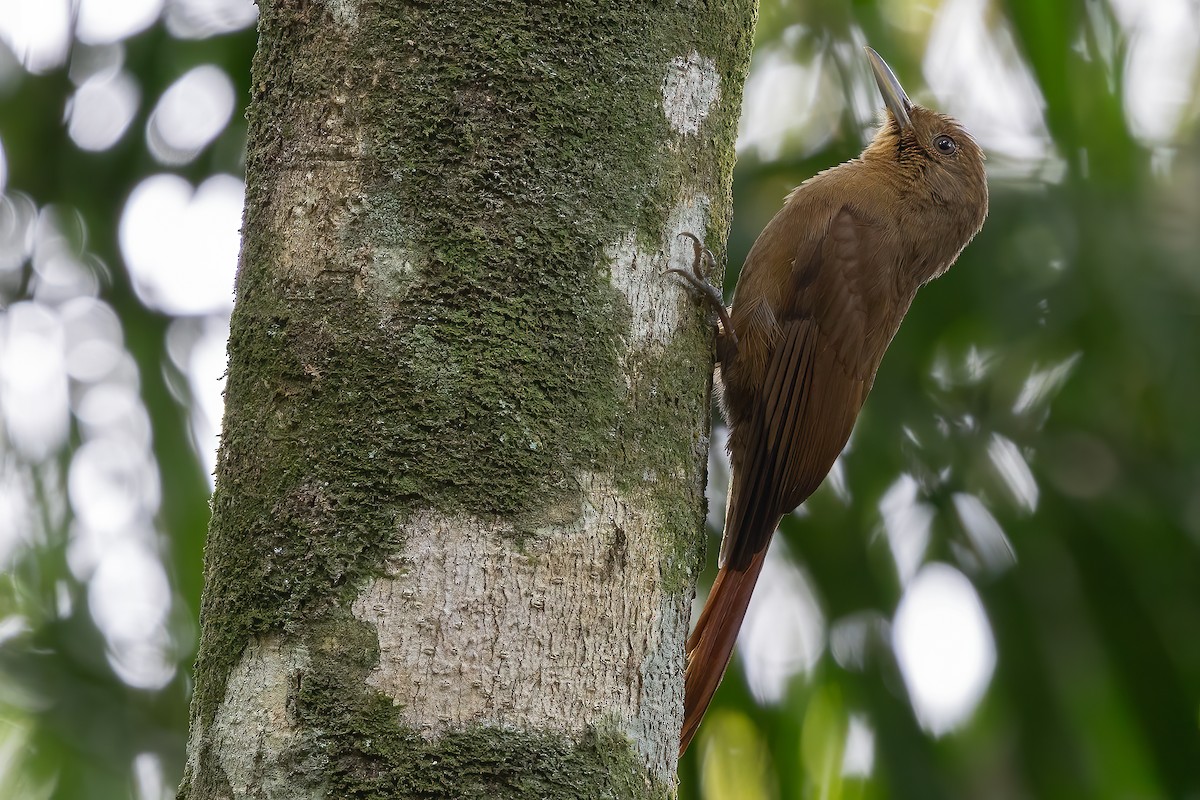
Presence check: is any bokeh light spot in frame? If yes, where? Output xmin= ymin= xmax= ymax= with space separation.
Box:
xmin=146 ymin=64 xmax=236 ymax=165
xmin=88 ymin=540 xmax=175 ymax=690
xmin=119 ymin=173 xmax=243 ymax=314
xmin=880 ymin=473 xmax=933 ymax=586
xmin=893 ymin=563 xmax=996 ymax=736
xmin=68 ymin=436 xmax=160 ymax=533
xmin=68 ymin=70 xmax=140 ymax=152
xmin=952 ymin=492 xmax=1017 ymax=574
xmin=0 ymin=0 xmax=71 ymax=73
xmin=165 ymin=0 xmax=258 ymax=39
xmin=76 ymin=0 xmax=162 ymax=46
xmin=60 ymin=297 xmax=125 ymax=383
xmin=1112 ymin=0 xmax=1200 ymax=145
xmin=842 ymin=714 xmax=875 ymax=778
xmin=0 ymin=301 xmax=69 ymax=460
xmin=740 ymin=541 xmax=825 ymax=704
xmin=0 ymin=193 xmax=37 ymax=275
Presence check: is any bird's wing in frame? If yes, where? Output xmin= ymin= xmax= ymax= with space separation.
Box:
xmin=719 ymin=204 xmax=883 ymax=570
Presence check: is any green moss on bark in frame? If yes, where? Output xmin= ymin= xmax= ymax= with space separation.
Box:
xmin=277 ymin=621 xmax=672 ymax=799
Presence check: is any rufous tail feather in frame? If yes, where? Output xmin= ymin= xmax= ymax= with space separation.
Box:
xmin=679 ymin=546 xmax=769 ymax=756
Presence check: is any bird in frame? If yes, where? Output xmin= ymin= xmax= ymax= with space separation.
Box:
xmin=669 ymin=47 xmax=989 ymax=756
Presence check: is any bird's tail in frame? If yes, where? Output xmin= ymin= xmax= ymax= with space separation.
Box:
xmin=679 ymin=545 xmax=769 ymax=756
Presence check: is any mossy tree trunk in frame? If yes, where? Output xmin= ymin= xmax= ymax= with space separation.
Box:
xmin=179 ymin=1 xmax=755 ymax=796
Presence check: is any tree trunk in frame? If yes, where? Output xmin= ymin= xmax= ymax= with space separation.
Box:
xmin=179 ymin=1 xmax=755 ymax=797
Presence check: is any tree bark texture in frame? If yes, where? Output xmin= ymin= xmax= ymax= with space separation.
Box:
xmin=180 ymin=1 xmax=755 ymax=797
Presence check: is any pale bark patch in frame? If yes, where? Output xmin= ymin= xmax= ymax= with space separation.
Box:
xmin=661 ymin=52 xmax=720 ymax=136
xmin=606 ymin=194 xmax=714 ymax=356
xmin=209 ymin=636 xmax=321 ymax=799
xmin=351 ymin=473 xmax=689 ymax=780
xmin=270 ymin=164 xmax=362 ymax=284
xmin=265 ymin=92 xmax=365 ymax=284
xmin=327 ymin=0 xmax=359 ymax=29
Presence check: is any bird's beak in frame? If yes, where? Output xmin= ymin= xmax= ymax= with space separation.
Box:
xmin=865 ymin=47 xmax=913 ymax=130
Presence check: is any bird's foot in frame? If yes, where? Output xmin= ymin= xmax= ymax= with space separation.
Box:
xmin=665 ymin=232 xmax=738 ymax=346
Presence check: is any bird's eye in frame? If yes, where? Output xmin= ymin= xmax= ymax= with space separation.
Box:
xmin=934 ymin=135 xmax=957 ymax=155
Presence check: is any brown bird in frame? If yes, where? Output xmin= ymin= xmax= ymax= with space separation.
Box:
xmin=671 ymin=47 xmax=988 ymax=755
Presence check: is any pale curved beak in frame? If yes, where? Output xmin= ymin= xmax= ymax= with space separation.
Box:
xmin=865 ymin=46 xmax=913 ymax=129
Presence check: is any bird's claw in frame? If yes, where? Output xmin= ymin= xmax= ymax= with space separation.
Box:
xmin=676 ymin=232 xmax=718 ymax=284
xmin=665 ymin=232 xmax=738 ymax=347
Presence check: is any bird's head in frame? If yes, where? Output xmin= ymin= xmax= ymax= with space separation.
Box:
xmin=861 ymin=47 xmax=988 ymax=242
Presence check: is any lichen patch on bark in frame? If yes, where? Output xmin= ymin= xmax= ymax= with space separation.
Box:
xmin=661 ymin=52 xmax=721 ymax=136
xmin=350 ymin=473 xmax=690 ymax=780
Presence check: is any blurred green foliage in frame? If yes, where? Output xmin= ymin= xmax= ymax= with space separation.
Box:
xmin=1 ymin=1 xmax=1198 ymax=799
xmin=681 ymin=3 xmax=1200 ymax=799
xmin=0 ymin=12 xmax=255 ymax=799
